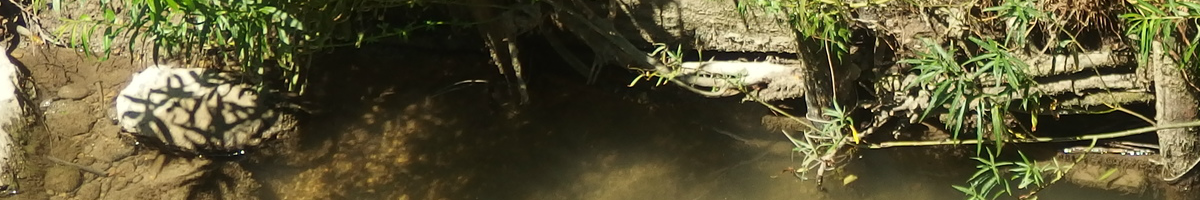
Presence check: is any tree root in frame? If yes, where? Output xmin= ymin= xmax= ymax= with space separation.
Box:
xmin=1020 ymin=49 xmax=1133 ymax=77
xmin=45 ymin=156 xmax=108 ymax=176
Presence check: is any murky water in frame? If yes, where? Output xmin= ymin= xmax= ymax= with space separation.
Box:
xmin=243 ymin=47 xmax=1160 ymax=200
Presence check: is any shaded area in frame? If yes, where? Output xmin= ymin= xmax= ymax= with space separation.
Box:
xmin=0 ymin=44 xmax=1165 ymax=200
xmin=244 ymin=45 xmax=764 ymax=199
xmin=244 ymin=46 xmax=819 ymax=199
xmin=241 ymin=46 xmax=1160 ymax=200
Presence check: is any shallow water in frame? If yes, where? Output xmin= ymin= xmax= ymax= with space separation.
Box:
xmin=243 ymin=47 xmax=1160 ymax=200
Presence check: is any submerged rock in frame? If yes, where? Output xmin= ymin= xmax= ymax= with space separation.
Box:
xmin=44 ymin=100 xmax=96 ymax=135
xmin=43 ymin=166 xmax=81 ymax=194
xmin=113 ymin=65 xmax=297 ymax=157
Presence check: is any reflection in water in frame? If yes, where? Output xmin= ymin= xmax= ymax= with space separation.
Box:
xmin=244 ymin=47 xmax=1159 ymax=200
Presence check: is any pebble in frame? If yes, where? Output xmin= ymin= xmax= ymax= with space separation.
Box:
xmin=108 ymin=162 xmax=135 ymax=190
xmin=39 ymin=99 xmax=53 ymax=109
xmin=74 ymin=182 xmax=101 ymax=200
xmin=57 ymin=84 xmax=92 ymax=100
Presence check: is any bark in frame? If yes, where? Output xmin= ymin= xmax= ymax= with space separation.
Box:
xmin=794 ymin=39 xmax=858 ymax=123
xmin=1151 ymin=41 xmax=1200 ymax=200
xmin=798 ymin=53 xmax=839 ymax=122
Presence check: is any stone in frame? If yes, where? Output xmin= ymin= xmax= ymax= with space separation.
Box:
xmin=43 ymin=166 xmax=81 ymax=193
xmin=115 ymin=65 xmax=290 ymax=156
xmin=57 ymin=84 xmax=92 ymax=100
xmin=108 ymin=161 xmax=135 ymax=191
xmin=74 ymin=182 xmax=101 ymax=200
xmin=84 ymin=123 xmax=133 ymax=162
xmin=45 ymin=101 xmax=96 ymax=135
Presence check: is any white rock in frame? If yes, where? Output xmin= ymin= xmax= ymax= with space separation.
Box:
xmin=114 ymin=65 xmax=288 ymax=156
xmin=0 ymin=48 xmax=25 ymax=193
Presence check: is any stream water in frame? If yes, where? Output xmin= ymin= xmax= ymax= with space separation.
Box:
xmin=237 ymin=47 xmax=1159 ymax=200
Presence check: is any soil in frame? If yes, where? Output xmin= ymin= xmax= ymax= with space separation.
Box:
xmin=1058 ymin=154 xmax=1160 ymax=194
xmin=5 ymin=46 xmax=254 ymax=200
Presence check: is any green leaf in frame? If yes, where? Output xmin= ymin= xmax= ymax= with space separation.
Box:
xmin=982 ymin=5 xmax=1007 ymax=12
xmin=164 ymin=0 xmax=181 ymax=10
xmin=952 ymin=185 xmax=974 ymax=194
xmin=1118 ymin=13 xmax=1144 ymax=20
xmin=102 ymin=27 xmax=114 ymax=58
xmin=104 ymin=7 xmax=116 ymax=22
xmin=1140 ymin=2 xmax=1168 ymax=15
xmin=921 ymin=82 xmax=953 ymax=120
xmin=991 ymin=108 xmax=1005 ymax=153
xmin=952 ymin=95 xmax=968 ymax=137
xmin=146 ymin=0 xmax=161 ymax=18
xmin=974 ymin=104 xmax=985 ymax=153
xmin=180 ymin=0 xmax=195 ymax=9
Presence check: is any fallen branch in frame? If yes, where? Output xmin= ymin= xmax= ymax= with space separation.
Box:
xmin=866 ymin=120 xmax=1200 ymax=148
xmin=45 ymin=156 xmax=108 ymax=176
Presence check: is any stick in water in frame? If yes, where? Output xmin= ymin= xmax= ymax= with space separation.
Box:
xmin=45 ymin=156 xmax=109 ymax=176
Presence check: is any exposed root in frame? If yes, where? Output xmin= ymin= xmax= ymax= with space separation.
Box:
xmin=1020 ymin=49 xmax=1133 ymax=77
xmin=467 ymin=0 xmax=536 ymax=105
xmin=506 ymin=40 xmax=530 ymax=104
xmin=669 ymin=60 xmax=806 ymax=101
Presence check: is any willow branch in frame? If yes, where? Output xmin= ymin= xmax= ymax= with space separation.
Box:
xmin=1019 ymin=139 xmax=1099 ymax=200
xmin=866 ymin=120 xmax=1200 ymax=148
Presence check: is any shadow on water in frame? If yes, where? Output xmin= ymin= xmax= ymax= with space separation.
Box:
xmin=243 ymin=46 xmax=1161 ymax=200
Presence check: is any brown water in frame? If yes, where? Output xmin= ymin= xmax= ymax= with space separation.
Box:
xmin=242 ymin=47 xmax=1160 ymax=200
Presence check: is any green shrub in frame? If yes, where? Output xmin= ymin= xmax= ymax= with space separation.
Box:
xmin=54 ymin=0 xmax=439 ymax=93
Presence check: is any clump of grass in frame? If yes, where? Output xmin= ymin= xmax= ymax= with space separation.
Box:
xmin=734 ymin=0 xmax=854 ymax=63
xmin=782 ymin=102 xmax=857 ymax=186
xmin=982 ymin=0 xmax=1048 ymax=48
xmin=901 ymin=37 xmax=1040 ymax=151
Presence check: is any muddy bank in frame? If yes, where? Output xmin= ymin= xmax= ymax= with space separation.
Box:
xmin=6 ymin=47 xmax=262 ymax=200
